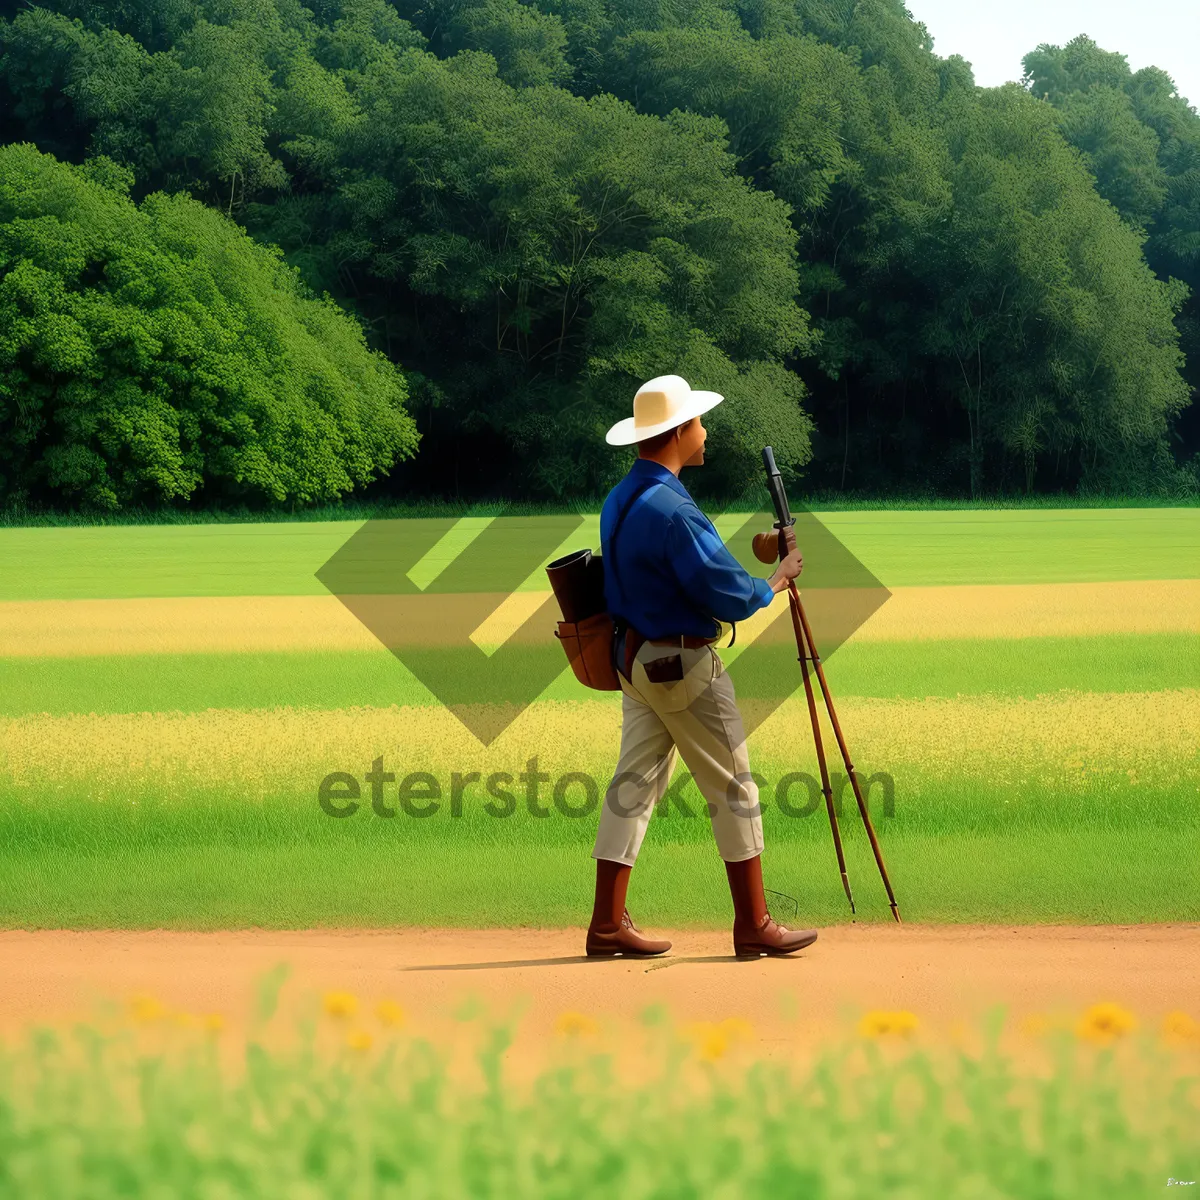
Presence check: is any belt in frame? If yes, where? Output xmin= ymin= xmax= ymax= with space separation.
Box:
xmin=648 ymin=634 xmax=718 ymax=649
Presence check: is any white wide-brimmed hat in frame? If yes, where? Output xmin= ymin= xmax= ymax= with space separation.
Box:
xmin=605 ymin=374 xmax=724 ymax=446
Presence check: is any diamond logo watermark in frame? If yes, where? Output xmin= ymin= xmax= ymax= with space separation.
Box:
xmin=316 ymin=503 xmax=889 ymax=745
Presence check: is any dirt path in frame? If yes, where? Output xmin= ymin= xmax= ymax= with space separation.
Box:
xmin=3 ymin=925 xmax=1197 ymax=1064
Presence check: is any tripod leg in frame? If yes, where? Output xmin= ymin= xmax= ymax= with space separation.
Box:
xmin=787 ymin=584 xmax=855 ymax=917
xmin=792 ymin=584 xmax=902 ymax=923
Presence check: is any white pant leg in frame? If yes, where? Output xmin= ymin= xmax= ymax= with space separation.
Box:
xmin=657 ymin=659 xmax=765 ymax=863
xmin=592 ymin=686 xmax=678 ymax=867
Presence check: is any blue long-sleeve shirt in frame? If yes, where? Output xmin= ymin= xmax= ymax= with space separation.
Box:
xmin=600 ymin=458 xmax=775 ymax=640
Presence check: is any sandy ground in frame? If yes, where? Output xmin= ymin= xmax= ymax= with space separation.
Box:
xmin=2 ymin=925 xmax=1198 ymax=1072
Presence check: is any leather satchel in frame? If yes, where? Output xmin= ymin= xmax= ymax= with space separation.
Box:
xmin=553 ymin=611 xmax=623 ymax=691
xmin=546 ymin=479 xmax=659 ymax=691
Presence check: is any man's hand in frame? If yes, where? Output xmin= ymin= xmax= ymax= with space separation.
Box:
xmin=768 ymin=527 xmax=803 ymax=594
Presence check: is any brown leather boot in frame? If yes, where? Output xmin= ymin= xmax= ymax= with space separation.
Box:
xmin=725 ymin=854 xmax=818 ymax=958
xmin=585 ymin=859 xmax=671 ymax=957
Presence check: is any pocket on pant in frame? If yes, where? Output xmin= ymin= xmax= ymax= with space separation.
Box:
xmin=643 ymin=653 xmax=684 ymax=684
xmin=633 ymin=644 xmax=715 ymax=714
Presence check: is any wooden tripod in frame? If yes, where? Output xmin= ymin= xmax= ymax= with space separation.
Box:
xmin=758 ymin=445 xmax=901 ymax=923
xmin=784 ymin=570 xmax=900 ymax=922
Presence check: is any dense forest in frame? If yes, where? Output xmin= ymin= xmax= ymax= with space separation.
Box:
xmin=1 ymin=0 xmax=1198 ymax=508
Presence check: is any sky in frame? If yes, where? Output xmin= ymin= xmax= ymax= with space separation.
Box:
xmin=903 ymin=0 xmax=1200 ymax=110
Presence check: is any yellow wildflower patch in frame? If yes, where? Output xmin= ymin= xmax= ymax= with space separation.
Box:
xmin=679 ymin=1021 xmax=740 ymax=1061
xmin=0 ymin=596 xmax=375 ymax=658
xmin=323 ymin=991 xmax=359 ymax=1020
xmin=858 ymin=1010 xmax=920 ymax=1038
xmin=1075 ymin=1002 xmax=1137 ymax=1045
xmin=375 ymin=1000 xmax=406 ymax=1028
xmin=3 ymin=579 xmax=1196 ymax=658
xmin=554 ymin=1012 xmax=599 ymax=1038
xmin=3 ymin=690 xmax=1196 ymax=800
xmin=128 ymin=994 xmax=167 ymax=1024
xmin=717 ymin=1017 xmax=755 ymax=1044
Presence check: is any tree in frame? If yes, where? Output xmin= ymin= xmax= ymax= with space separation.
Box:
xmin=2 ymin=0 xmax=1194 ymax=504
xmin=406 ymin=0 xmax=574 ymax=88
xmin=591 ymin=8 xmax=1193 ymax=495
xmin=1024 ymin=35 xmax=1200 ymax=488
xmin=250 ymin=45 xmax=815 ymax=496
xmin=0 ymin=143 xmax=417 ymax=509
xmin=923 ymin=86 xmax=1189 ymax=496
xmin=0 ymin=1 xmax=294 ymax=210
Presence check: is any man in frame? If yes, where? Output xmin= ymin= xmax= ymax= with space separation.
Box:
xmin=586 ymin=374 xmax=818 ymax=959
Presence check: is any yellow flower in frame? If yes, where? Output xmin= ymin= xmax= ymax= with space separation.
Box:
xmin=718 ymin=1017 xmax=755 ymax=1045
xmin=375 ymin=1000 xmax=406 ymax=1028
xmin=128 ymin=994 xmax=167 ymax=1024
xmin=1161 ymin=1011 xmax=1200 ymax=1048
xmin=202 ymin=1013 xmax=225 ymax=1035
xmin=698 ymin=1027 xmax=729 ymax=1062
xmin=1075 ymin=1002 xmax=1137 ymax=1045
xmin=323 ymin=991 xmax=359 ymax=1020
xmin=679 ymin=1021 xmax=730 ymax=1061
xmin=171 ymin=1011 xmax=200 ymax=1031
xmin=857 ymin=1010 xmax=920 ymax=1039
xmin=345 ymin=1030 xmax=373 ymax=1053
xmin=554 ymin=1011 xmax=599 ymax=1038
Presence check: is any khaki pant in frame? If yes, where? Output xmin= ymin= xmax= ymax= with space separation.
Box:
xmin=592 ymin=638 xmax=765 ymax=867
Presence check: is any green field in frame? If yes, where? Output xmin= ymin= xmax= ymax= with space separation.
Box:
xmin=1 ymin=508 xmax=1196 ymax=599
xmin=1 ymin=508 xmax=1197 ymax=928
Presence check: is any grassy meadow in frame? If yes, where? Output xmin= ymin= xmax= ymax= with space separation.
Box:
xmin=0 ymin=507 xmax=1197 ymax=928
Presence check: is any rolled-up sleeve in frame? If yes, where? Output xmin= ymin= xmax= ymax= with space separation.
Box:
xmin=667 ymin=504 xmax=775 ymax=623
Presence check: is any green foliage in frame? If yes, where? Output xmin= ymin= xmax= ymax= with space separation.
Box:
xmin=0 ymin=1 xmax=1197 ymax=505
xmin=596 ymin=13 xmax=1191 ymax=497
xmin=1053 ymin=86 xmax=1166 ymax=231
xmin=925 ymin=86 xmax=1190 ymax=497
xmin=0 ymin=2 xmax=298 ymax=203
xmin=254 ymin=42 xmax=816 ymax=495
xmin=414 ymin=0 xmax=575 ymax=88
xmin=0 ymin=1002 xmax=1196 ymax=1197
xmin=1023 ymin=34 xmax=1200 ymax=485
xmin=0 ymin=143 xmax=417 ymax=508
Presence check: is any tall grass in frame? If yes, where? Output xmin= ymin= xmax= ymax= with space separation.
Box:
xmin=2 ymin=983 xmax=1197 ymax=1198
xmin=3 ymin=684 xmax=1197 ymax=925
xmin=4 ymin=824 xmax=1197 ymax=927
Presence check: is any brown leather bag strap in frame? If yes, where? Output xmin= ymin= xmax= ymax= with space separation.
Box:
xmin=606 ymin=478 xmax=661 ymax=683
xmin=606 ymin=478 xmax=662 ymax=600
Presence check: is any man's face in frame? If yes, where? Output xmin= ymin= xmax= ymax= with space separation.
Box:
xmin=680 ymin=417 xmax=707 ymax=467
